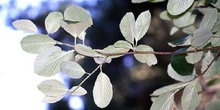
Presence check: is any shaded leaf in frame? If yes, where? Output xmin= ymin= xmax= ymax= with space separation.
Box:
xmin=167 ymin=0 xmax=194 ymax=15
xmin=100 ymin=45 xmax=130 ymax=58
xmin=61 ymin=61 xmax=86 ymax=79
xmin=12 ymin=19 xmax=38 ymax=33
xmin=42 ymin=95 xmax=63 ymax=103
xmin=34 ymin=46 xmax=74 ymax=76
xmin=93 ymin=72 xmax=113 ymax=108
xmin=20 ymin=34 xmax=56 ymax=54
xmin=191 ymin=27 xmax=213 ymax=47
xmin=181 ymin=79 xmax=202 ymax=110
xmin=45 ymin=11 xmax=63 ymax=34
xmin=69 ymin=86 xmax=87 ymax=96
xmin=132 ymin=0 xmax=165 ymax=3
xmin=113 ymin=40 xmax=133 ymax=49
xmin=168 ymin=35 xmax=191 ymax=47
xmin=211 ymin=37 xmax=220 ymax=47
xmin=75 ymin=44 xmax=100 ymax=57
xmin=202 ymin=51 xmax=216 ymax=78
xmin=212 ymin=0 xmax=220 ymax=9
xmin=134 ymin=45 xmax=157 ymax=66
xmin=38 ymin=79 xmax=67 ymax=96
xmin=200 ymin=9 xmax=218 ymax=30
xmin=173 ymin=12 xmax=196 ymax=28
xmin=185 ymin=46 xmax=203 ymax=64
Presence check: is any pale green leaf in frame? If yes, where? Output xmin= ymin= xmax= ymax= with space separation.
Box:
xmin=20 ymin=34 xmax=56 ymax=54
xmin=181 ymin=79 xmax=202 ymax=110
xmin=173 ymin=12 xmax=196 ymax=28
xmin=151 ymin=81 xmax=192 ymax=96
xmin=38 ymin=79 xmax=67 ymax=96
xmin=60 ymin=61 xmax=86 ymax=79
xmin=42 ymin=95 xmax=63 ymax=103
xmin=113 ymin=40 xmax=133 ymax=49
xmin=202 ymin=51 xmax=216 ymax=78
xmin=132 ymin=0 xmax=165 ymax=3
xmin=182 ymin=25 xmax=196 ymax=34
xmin=94 ymin=57 xmax=112 ymax=64
xmin=69 ymin=86 xmax=87 ymax=96
xmin=170 ymin=26 xmax=179 ymax=35
xmin=45 ymin=11 xmax=63 ymax=34
xmin=205 ymin=99 xmax=220 ymax=110
xmin=191 ymin=27 xmax=213 ymax=47
xmin=119 ymin=12 xmax=135 ymax=44
xmin=212 ymin=0 xmax=220 ymax=9
xmin=159 ymin=11 xmax=171 ymax=21
xmin=150 ymin=91 xmax=176 ymax=110
xmin=185 ymin=47 xmax=203 ymax=64
xmin=134 ymin=45 xmax=157 ymax=66
xmin=167 ymin=64 xmax=195 ymax=82
xmin=135 ymin=10 xmax=151 ymax=42
xmin=75 ymin=44 xmax=100 ymax=57
xmin=78 ymin=31 xmax=86 ymax=41
xmin=12 ymin=19 xmax=38 ymax=33
xmin=211 ymin=37 xmax=220 ymax=47
xmin=167 ymin=0 xmax=194 ymax=15
xmin=34 ymin=46 xmax=74 ymax=76
xmin=93 ymin=72 xmax=113 ymax=108
xmin=101 ymin=45 xmax=130 ymax=58
xmin=200 ymin=9 xmax=218 ymax=30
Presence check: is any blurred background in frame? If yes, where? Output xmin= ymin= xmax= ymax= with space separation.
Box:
xmin=0 ymin=0 xmax=183 ymax=110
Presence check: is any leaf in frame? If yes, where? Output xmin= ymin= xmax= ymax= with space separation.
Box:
xmin=191 ymin=27 xmax=213 ymax=48
xmin=132 ymin=0 xmax=165 ymax=3
xmin=151 ymin=81 xmax=192 ymax=96
xmin=60 ymin=61 xmax=86 ymax=79
xmin=94 ymin=57 xmax=112 ymax=64
xmin=167 ymin=64 xmax=195 ymax=82
xmin=38 ymin=79 xmax=67 ymax=96
xmin=45 ymin=11 xmax=63 ymax=34
xmin=181 ymin=79 xmax=202 ymax=110
xmin=12 ymin=19 xmax=38 ymax=33
xmin=202 ymin=51 xmax=216 ymax=78
xmin=170 ymin=26 xmax=179 ymax=35
xmin=150 ymin=91 xmax=177 ymax=110
xmin=135 ymin=10 xmax=151 ymax=43
xmin=212 ymin=0 xmax=220 ymax=9
xmin=100 ymin=45 xmax=130 ymax=58
xmin=42 ymin=95 xmax=63 ymax=103
xmin=185 ymin=46 xmax=203 ymax=64
xmin=205 ymin=99 xmax=220 ymax=110
xmin=20 ymin=34 xmax=56 ymax=54
xmin=75 ymin=44 xmax=100 ymax=57
xmin=93 ymin=72 xmax=113 ymax=108
xmin=34 ymin=46 xmax=74 ymax=76
xmin=159 ymin=11 xmax=172 ymax=21
xmin=113 ymin=40 xmax=133 ymax=49
xmin=167 ymin=0 xmax=194 ymax=15
xmin=200 ymin=9 xmax=218 ymax=30
xmin=171 ymin=48 xmax=194 ymax=76
xmin=168 ymin=35 xmax=192 ymax=47
xmin=134 ymin=45 xmax=157 ymax=66
xmin=182 ymin=25 xmax=196 ymax=34
xmin=119 ymin=12 xmax=135 ymax=44
xmin=69 ymin=86 xmax=87 ymax=96
xmin=211 ymin=37 xmax=220 ymax=47
xmin=173 ymin=12 xmax=196 ymax=28
xmin=78 ymin=30 xmax=86 ymax=41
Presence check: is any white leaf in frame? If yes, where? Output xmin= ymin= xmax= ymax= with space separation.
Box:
xmin=134 ymin=45 xmax=157 ymax=66
xmin=75 ymin=44 xmax=100 ymax=57
xmin=135 ymin=10 xmax=151 ymax=42
xmin=170 ymin=26 xmax=179 ymax=35
xmin=69 ymin=86 xmax=87 ymax=96
xmin=100 ymin=45 xmax=130 ymax=58
xmin=185 ymin=47 xmax=203 ymax=64
xmin=202 ymin=51 xmax=216 ymax=78
xmin=132 ymin=0 xmax=165 ymax=3
xmin=78 ymin=31 xmax=86 ymax=41
xmin=167 ymin=0 xmax=194 ymax=15
xmin=42 ymin=95 xmax=63 ymax=103
xmin=200 ymin=9 xmax=218 ymax=30
xmin=182 ymin=25 xmax=196 ymax=34
xmin=12 ymin=19 xmax=38 ymax=33
xmin=113 ymin=40 xmax=133 ymax=49
xmin=38 ymin=79 xmax=67 ymax=96
xmin=45 ymin=11 xmax=63 ymax=34
xmin=93 ymin=72 xmax=113 ymax=108
xmin=181 ymin=79 xmax=202 ymax=110
xmin=212 ymin=0 xmax=220 ymax=9
xmin=119 ymin=12 xmax=135 ymax=44
xmin=211 ymin=37 xmax=220 ymax=47
xmin=151 ymin=81 xmax=192 ymax=96
xmin=94 ymin=57 xmax=112 ymax=64
xmin=61 ymin=61 xmax=86 ymax=79
xmin=167 ymin=64 xmax=195 ymax=82
xmin=191 ymin=27 xmax=213 ymax=47
xmin=34 ymin=46 xmax=74 ymax=76
xmin=150 ymin=91 xmax=176 ymax=110
xmin=173 ymin=12 xmax=196 ymax=28
xmin=20 ymin=34 xmax=56 ymax=54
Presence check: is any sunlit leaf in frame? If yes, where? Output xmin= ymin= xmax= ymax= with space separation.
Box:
xmin=167 ymin=64 xmax=195 ymax=81
xmin=74 ymin=54 xmax=85 ymax=61
xmin=34 ymin=46 xmax=74 ymax=76
xmin=119 ymin=12 xmax=135 ymax=44
xmin=69 ymin=86 xmax=87 ymax=96
xmin=181 ymin=78 xmax=202 ymax=110
xmin=42 ymin=95 xmax=63 ymax=103
xmin=94 ymin=57 xmax=112 ymax=64
xmin=93 ymin=72 xmax=113 ymax=108
xmin=168 ymin=35 xmax=192 ymax=47
xmin=167 ymin=0 xmax=194 ymax=15
xmin=173 ymin=12 xmax=196 ymax=28
xmin=60 ymin=61 xmax=86 ymax=79
xmin=135 ymin=10 xmax=151 ymax=42
xmin=150 ymin=91 xmax=177 ymax=110
xmin=191 ymin=27 xmax=213 ymax=47
xmin=75 ymin=44 xmax=100 ymax=57
xmin=200 ymin=9 xmax=218 ymax=30
xmin=170 ymin=26 xmax=179 ymax=35
xmin=45 ymin=11 xmax=63 ymax=34
xmin=38 ymin=79 xmax=67 ymax=96
xmin=12 ymin=19 xmax=38 ymax=33
xmin=113 ymin=40 xmax=133 ymax=49
xmin=202 ymin=51 xmax=216 ymax=78
xmin=20 ymin=34 xmax=56 ymax=54
xmin=151 ymin=81 xmax=192 ymax=96
xmin=134 ymin=45 xmax=157 ymax=66
xmin=100 ymin=45 xmax=130 ymax=58
xmin=132 ymin=0 xmax=165 ymax=3
xmin=185 ymin=47 xmax=203 ymax=64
